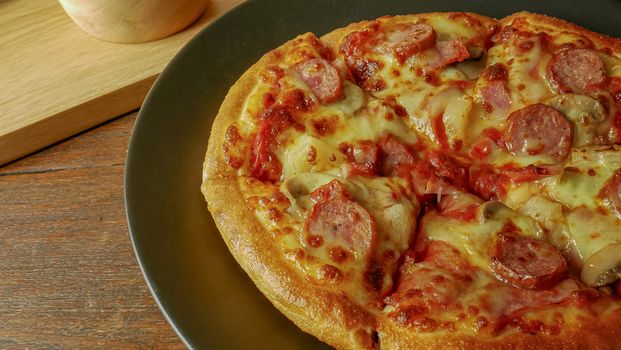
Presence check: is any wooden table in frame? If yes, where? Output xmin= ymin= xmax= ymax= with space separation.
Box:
xmin=0 ymin=111 xmax=184 ymax=348
xmin=0 ymin=0 xmax=249 ymax=346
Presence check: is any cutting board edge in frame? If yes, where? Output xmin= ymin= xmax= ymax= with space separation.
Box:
xmin=0 ymin=75 xmax=158 ymax=166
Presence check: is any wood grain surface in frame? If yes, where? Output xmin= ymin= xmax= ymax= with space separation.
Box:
xmin=0 ymin=112 xmax=184 ymax=349
xmin=0 ymin=0 xmax=244 ymax=165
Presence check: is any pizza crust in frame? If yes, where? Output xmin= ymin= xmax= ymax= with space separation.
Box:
xmin=202 ymin=32 xmax=379 ymax=349
xmin=500 ymin=11 xmax=621 ymax=54
xmin=203 ymin=11 xmax=621 ymax=350
xmin=379 ymin=306 xmax=621 ymax=350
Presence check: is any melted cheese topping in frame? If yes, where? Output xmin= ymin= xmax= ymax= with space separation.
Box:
xmin=281 ymin=172 xmax=419 ymax=254
xmin=389 ymin=198 xmax=600 ymax=334
xmin=422 ymin=201 xmax=543 ymax=273
xmin=238 ymin=171 xmax=420 ymax=306
xmin=218 ymin=15 xmax=621 ymax=336
xmin=335 ymin=16 xmax=491 ymax=148
xmin=276 ymin=95 xmax=414 ymax=179
xmin=533 ymin=147 xmax=621 ymax=264
xmin=545 ymin=94 xmax=609 ymax=147
xmin=486 ymin=36 xmax=552 ymax=110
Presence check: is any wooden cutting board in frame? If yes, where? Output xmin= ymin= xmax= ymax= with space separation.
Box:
xmin=0 ymin=0 xmax=244 ymax=165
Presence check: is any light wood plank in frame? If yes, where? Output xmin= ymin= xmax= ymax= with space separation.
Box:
xmin=0 ymin=0 xmax=244 ymax=165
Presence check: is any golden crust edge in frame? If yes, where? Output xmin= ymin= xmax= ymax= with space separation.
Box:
xmin=500 ymin=11 xmax=621 ymax=54
xmin=201 ymin=32 xmax=378 ymax=350
xmin=378 ymin=307 xmax=621 ymax=350
xmin=319 ymin=12 xmax=501 ymax=50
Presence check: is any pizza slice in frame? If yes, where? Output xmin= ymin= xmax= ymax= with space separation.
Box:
xmin=332 ymin=13 xmax=497 ymax=149
xmin=379 ymin=191 xmax=621 ymax=349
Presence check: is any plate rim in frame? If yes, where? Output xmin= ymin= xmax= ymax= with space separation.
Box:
xmin=124 ymin=1 xmax=253 ymax=348
xmin=123 ymin=1 xmax=621 ymax=348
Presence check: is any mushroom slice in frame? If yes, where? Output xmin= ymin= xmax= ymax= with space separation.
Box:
xmin=581 ymin=242 xmax=621 ymax=287
xmin=476 ymin=201 xmax=510 ymax=223
xmin=545 ymin=94 xmax=606 ymax=147
xmin=546 ymin=94 xmax=606 ymax=123
xmin=476 ymin=200 xmax=545 ymax=240
xmin=280 ymin=172 xmax=373 ymax=218
xmin=280 ymin=172 xmax=339 ymax=217
xmin=442 ymin=95 xmax=473 ymax=149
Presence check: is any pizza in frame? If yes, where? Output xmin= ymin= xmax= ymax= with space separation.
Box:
xmin=201 ymin=11 xmax=621 ymax=349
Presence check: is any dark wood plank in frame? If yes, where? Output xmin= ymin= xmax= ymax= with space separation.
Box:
xmin=0 ymin=113 xmax=137 ymax=175
xmin=0 ymin=112 xmax=183 ymax=349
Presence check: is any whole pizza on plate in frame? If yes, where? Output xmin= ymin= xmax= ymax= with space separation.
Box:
xmin=202 ymin=11 xmax=621 ymax=349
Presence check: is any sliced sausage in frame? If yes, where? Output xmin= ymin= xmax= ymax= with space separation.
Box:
xmin=305 ymin=195 xmax=378 ymax=259
xmin=503 ymin=103 xmax=572 ymax=160
xmin=481 ymin=64 xmax=511 ymax=112
xmin=376 ymin=23 xmax=437 ymax=63
xmin=468 ymin=166 xmax=509 ymax=201
xmin=399 ymin=151 xmax=468 ymax=197
xmin=295 ymin=58 xmax=344 ymax=104
xmin=482 ymin=63 xmax=509 ymax=82
xmin=548 ymin=48 xmax=606 ymax=93
xmin=481 ymin=82 xmax=512 ymax=112
xmin=377 ymin=134 xmax=416 ymax=176
xmin=425 ymin=151 xmax=468 ymax=190
xmin=309 ymin=179 xmax=349 ymax=203
xmin=435 ymin=38 xmax=470 ymax=65
xmin=385 ymin=241 xmax=472 ymax=310
xmin=490 ymin=232 xmax=567 ymax=290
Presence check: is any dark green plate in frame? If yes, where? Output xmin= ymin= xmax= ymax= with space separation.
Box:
xmin=125 ymin=0 xmax=620 ymax=348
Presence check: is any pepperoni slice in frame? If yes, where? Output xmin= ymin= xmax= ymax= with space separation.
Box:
xmin=376 ymin=23 xmax=437 ymax=63
xmin=385 ymin=241 xmax=472 ymax=311
xmin=481 ymin=82 xmax=512 ymax=112
xmin=490 ymin=232 xmax=567 ymax=290
xmin=503 ymin=104 xmax=572 ymax=160
xmin=305 ymin=195 xmax=378 ymax=259
xmin=469 ymin=166 xmax=509 ymax=201
xmin=482 ymin=63 xmax=509 ymax=82
xmin=397 ymin=151 xmax=468 ymax=197
xmin=548 ymin=48 xmax=606 ymax=93
xmin=309 ymin=179 xmax=349 ymax=203
xmin=480 ymin=63 xmax=511 ymax=112
xmin=435 ymin=39 xmax=470 ymax=65
xmin=295 ymin=58 xmax=344 ymax=104
xmin=600 ymin=169 xmax=621 ymax=213
xmin=377 ymin=134 xmax=416 ymax=176
xmin=425 ymin=151 xmax=468 ymax=190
